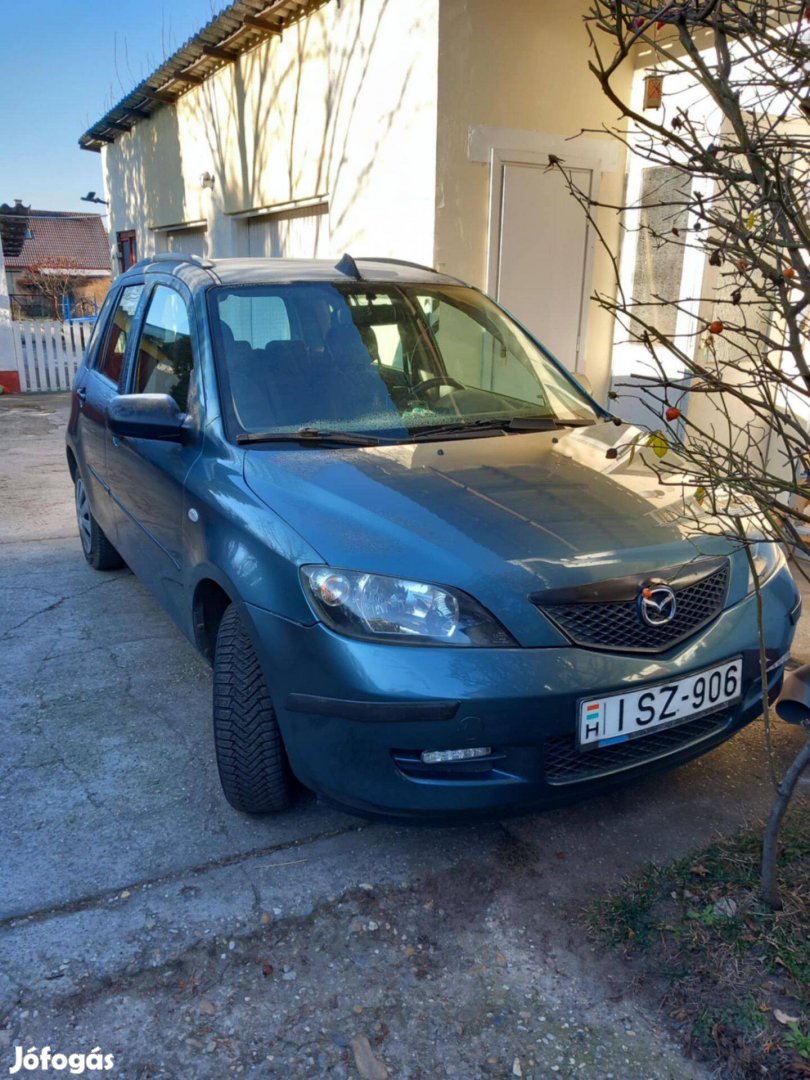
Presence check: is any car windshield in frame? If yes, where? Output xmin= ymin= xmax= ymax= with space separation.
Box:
xmin=208 ymin=282 xmax=598 ymax=441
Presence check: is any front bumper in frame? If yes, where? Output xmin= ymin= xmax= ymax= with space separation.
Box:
xmin=245 ymin=564 xmax=800 ymax=819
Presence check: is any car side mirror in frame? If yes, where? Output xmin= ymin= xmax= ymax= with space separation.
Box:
xmin=107 ymin=394 xmax=187 ymax=442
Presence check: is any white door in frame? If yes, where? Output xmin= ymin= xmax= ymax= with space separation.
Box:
xmin=489 ymin=154 xmax=596 ymax=371
xmin=247 ymin=205 xmax=328 ymax=258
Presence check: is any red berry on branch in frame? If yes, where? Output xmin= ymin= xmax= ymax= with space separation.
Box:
xmin=708 ymin=320 xmax=725 ymax=335
xmin=784 ymin=267 xmax=796 ymax=279
xmin=656 ymin=20 xmax=666 ymax=29
xmin=665 ymin=406 xmax=681 ymax=421
xmin=635 ymin=15 xmax=647 ymax=27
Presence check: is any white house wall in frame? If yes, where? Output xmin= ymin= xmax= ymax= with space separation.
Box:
xmin=435 ymin=0 xmax=632 ymax=402
xmin=103 ymin=0 xmax=439 ymax=267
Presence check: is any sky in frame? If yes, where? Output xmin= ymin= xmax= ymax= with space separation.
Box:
xmin=0 ymin=0 xmax=221 ymax=215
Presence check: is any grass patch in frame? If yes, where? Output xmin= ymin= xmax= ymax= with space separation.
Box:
xmin=589 ymin=798 xmax=810 ymax=1079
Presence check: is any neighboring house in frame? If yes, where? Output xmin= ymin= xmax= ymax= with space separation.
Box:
xmin=3 ymin=207 xmax=112 ymax=320
xmin=79 ymin=0 xmax=636 ymax=402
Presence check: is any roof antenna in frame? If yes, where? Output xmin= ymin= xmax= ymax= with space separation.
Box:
xmin=335 ymin=253 xmax=363 ymax=280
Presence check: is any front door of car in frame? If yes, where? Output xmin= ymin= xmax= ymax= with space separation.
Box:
xmin=107 ymin=281 xmax=204 ymax=622
xmin=72 ymin=282 xmax=144 ymax=536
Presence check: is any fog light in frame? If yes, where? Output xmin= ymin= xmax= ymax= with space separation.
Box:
xmin=420 ymin=747 xmax=491 ymax=765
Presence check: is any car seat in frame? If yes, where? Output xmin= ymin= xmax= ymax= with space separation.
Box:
xmin=323 ymin=318 xmax=397 ymax=423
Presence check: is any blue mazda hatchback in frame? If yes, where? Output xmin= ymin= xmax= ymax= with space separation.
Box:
xmin=66 ymin=254 xmax=800 ymax=818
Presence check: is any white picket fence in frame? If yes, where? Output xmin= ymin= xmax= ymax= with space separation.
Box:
xmin=11 ymin=319 xmax=93 ymax=393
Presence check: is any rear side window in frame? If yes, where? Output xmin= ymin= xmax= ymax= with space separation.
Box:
xmin=83 ymin=289 xmax=116 ymax=365
xmin=132 ymin=286 xmax=194 ymax=411
xmin=217 ymin=291 xmax=291 ymax=349
xmin=95 ymin=285 xmax=143 ymax=385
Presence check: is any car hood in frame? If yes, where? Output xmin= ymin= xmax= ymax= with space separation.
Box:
xmin=243 ymin=423 xmax=741 ymax=645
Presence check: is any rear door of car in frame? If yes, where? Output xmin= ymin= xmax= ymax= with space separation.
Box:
xmin=71 ymin=281 xmax=145 ymax=537
xmin=107 ymin=278 xmax=204 ymax=621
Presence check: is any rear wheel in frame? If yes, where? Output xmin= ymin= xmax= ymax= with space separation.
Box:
xmin=213 ymin=605 xmax=294 ymax=814
xmin=74 ymin=475 xmax=124 ymax=571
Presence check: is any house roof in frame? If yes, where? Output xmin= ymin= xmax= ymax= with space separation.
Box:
xmin=79 ymin=0 xmax=328 ymax=153
xmin=4 ymin=212 xmax=111 ymax=272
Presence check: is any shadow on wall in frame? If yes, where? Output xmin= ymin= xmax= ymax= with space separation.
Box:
xmin=106 ymin=107 xmax=186 ymax=261
xmin=204 ymin=0 xmax=423 ymax=256
xmin=105 ymin=0 xmax=435 ymax=262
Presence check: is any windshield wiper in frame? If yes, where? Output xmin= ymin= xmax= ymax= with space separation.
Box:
xmin=237 ymin=427 xmax=392 ymax=447
xmin=552 ymin=418 xmax=599 ymax=428
xmin=409 ymin=416 xmax=587 ymax=441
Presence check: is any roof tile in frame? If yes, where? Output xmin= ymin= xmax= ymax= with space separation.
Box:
xmin=5 ymin=212 xmax=110 ymax=272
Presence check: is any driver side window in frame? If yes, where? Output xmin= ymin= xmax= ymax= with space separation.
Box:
xmin=132 ymin=286 xmax=195 ymax=412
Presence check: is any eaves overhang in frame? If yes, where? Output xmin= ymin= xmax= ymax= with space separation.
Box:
xmin=79 ymin=0 xmax=329 ymax=153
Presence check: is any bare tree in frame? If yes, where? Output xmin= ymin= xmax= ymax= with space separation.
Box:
xmin=559 ymin=0 xmax=810 ymax=906
xmin=17 ymin=258 xmax=86 ymax=321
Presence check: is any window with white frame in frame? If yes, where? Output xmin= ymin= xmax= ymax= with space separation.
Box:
xmin=611 ymin=65 xmax=721 ymax=383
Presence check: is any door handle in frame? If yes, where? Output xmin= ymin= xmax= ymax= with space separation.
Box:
xmin=76 ymin=387 xmax=87 ymax=410
xmin=112 ymin=436 xmax=121 ymax=448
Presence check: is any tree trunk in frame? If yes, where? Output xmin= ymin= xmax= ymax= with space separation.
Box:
xmin=760 ymin=729 xmax=810 ymax=910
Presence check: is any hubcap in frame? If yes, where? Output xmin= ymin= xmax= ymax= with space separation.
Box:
xmin=75 ymin=478 xmax=92 ymax=555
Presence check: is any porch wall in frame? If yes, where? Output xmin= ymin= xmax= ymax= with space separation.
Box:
xmin=435 ymin=0 xmax=632 ymax=402
xmin=102 ymin=0 xmax=440 ymax=267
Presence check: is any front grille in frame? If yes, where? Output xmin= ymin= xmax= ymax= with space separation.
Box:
xmin=538 ymin=562 xmax=729 ymax=654
xmin=544 ymin=711 xmax=731 ymax=786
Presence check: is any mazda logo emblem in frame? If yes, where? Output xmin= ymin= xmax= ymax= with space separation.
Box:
xmin=638 ymin=585 xmax=677 ymax=627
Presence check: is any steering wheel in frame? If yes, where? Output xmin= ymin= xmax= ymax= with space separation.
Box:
xmin=411 ymin=376 xmax=465 ymax=398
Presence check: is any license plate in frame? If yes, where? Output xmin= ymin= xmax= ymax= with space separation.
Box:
xmin=577 ymin=657 xmax=743 ymax=749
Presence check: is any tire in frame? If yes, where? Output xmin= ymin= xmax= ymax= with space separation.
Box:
xmin=74 ymin=475 xmax=124 ymax=571
xmin=213 ymin=605 xmax=294 ymax=814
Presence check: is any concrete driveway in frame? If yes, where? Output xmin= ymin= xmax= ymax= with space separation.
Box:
xmin=1 ymin=392 xmax=807 ymax=1079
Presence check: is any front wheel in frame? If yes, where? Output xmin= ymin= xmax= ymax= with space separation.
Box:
xmin=213 ymin=605 xmax=294 ymax=814
xmin=74 ymin=475 xmax=124 ymax=571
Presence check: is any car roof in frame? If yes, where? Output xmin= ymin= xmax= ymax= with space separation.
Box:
xmin=121 ymin=255 xmax=466 ymax=290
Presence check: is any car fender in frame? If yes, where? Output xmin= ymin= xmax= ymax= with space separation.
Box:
xmin=183 ymin=444 xmax=322 ymax=630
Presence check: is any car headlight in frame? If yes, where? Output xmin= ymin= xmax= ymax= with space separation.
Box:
xmin=746 ymin=542 xmax=786 ymax=595
xmin=301 ymin=566 xmax=516 ymax=647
